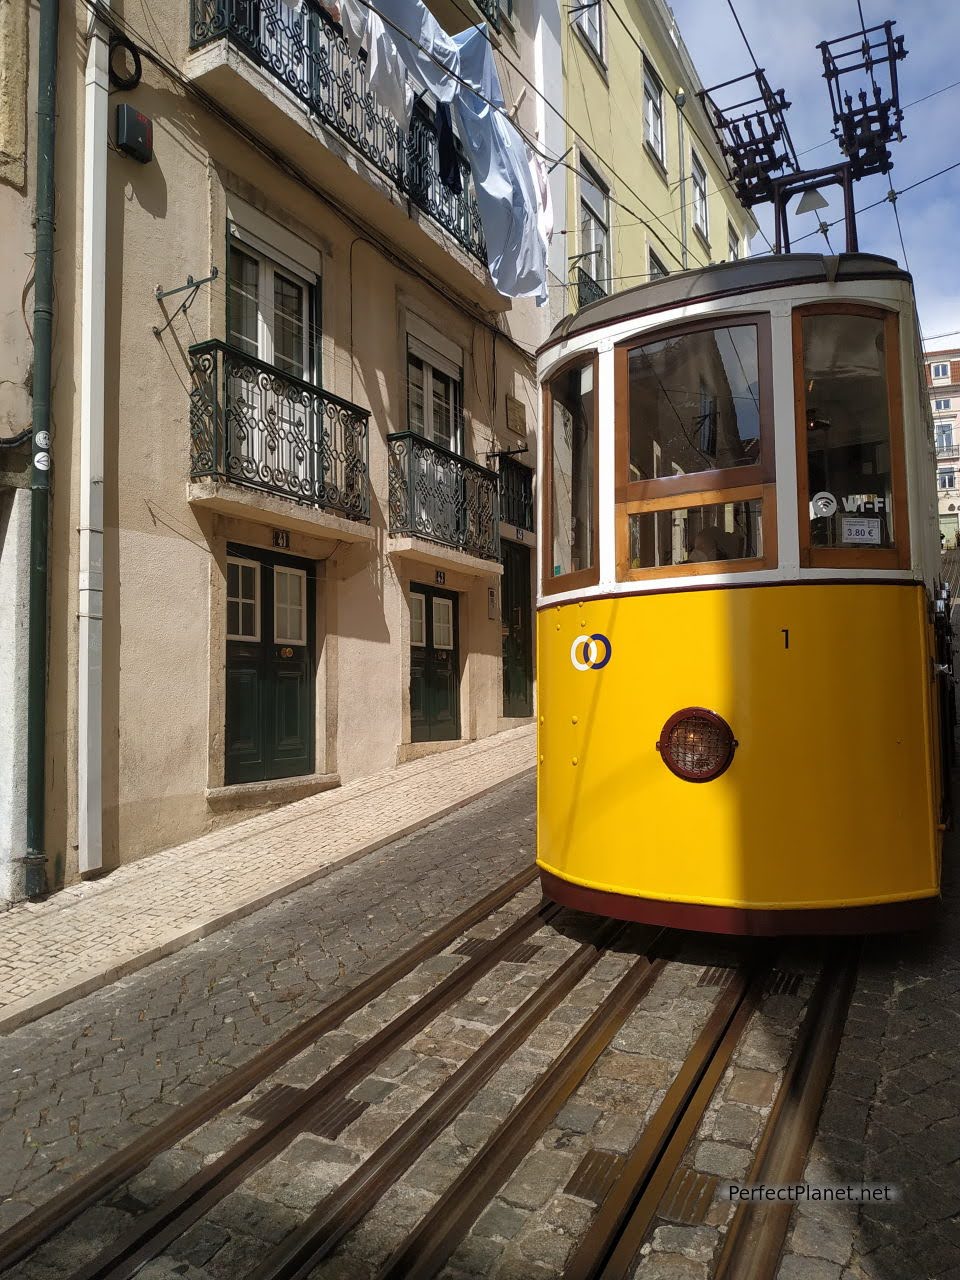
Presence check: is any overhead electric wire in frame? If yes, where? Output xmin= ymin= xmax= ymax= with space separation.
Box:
xmin=790 ymin=158 xmax=960 ymax=247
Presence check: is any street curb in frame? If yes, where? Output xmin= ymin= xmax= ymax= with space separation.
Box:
xmin=0 ymin=764 xmax=536 ymax=1037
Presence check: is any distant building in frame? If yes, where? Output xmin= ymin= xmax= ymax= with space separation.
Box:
xmin=926 ymin=345 xmax=960 ymax=546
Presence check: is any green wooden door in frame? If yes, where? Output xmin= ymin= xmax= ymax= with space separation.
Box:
xmin=410 ymin=584 xmax=460 ymax=743
xmin=501 ymin=541 xmax=533 ymax=718
xmin=225 ymin=545 xmax=315 ymax=784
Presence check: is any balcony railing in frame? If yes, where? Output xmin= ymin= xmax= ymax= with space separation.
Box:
xmin=937 ymin=442 xmax=959 ymax=456
xmin=387 ymin=432 xmax=500 ymax=560
xmin=576 ymin=266 xmax=607 ymax=308
xmin=499 ymin=456 xmax=533 ymax=531
xmin=189 ymin=340 xmax=370 ymax=520
xmin=473 ymin=0 xmax=502 ymax=31
xmin=189 ymin=0 xmax=485 ymax=263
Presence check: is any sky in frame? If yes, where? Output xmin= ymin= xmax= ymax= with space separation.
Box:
xmin=668 ymin=0 xmax=960 ymax=347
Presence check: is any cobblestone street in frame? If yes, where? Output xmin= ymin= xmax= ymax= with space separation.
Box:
xmin=0 ymin=774 xmax=536 ymax=1237
xmin=2 ymin=768 xmax=960 ymax=1280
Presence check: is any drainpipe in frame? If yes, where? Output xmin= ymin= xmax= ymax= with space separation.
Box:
xmin=675 ymin=89 xmax=688 ymax=270
xmin=23 ymin=0 xmax=60 ymax=897
xmin=77 ymin=9 xmax=109 ymax=877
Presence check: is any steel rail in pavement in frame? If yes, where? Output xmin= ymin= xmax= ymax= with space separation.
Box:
xmin=0 ymin=865 xmax=536 ymax=1275
xmin=67 ymin=895 xmax=559 ymax=1280
xmin=374 ymin=946 xmax=674 ymax=1280
xmin=713 ymin=942 xmax=860 ymax=1280
xmin=249 ymin=920 xmax=660 ymax=1280
xmin=582 ymin=962 xmax=771 ymax=1279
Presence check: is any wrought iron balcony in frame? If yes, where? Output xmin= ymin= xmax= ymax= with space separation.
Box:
xmin=499 ymin=456 xmax=534 ymax=532
xmin=189 ymin=0 xmax=485 ymax=263
xmin=576 ymin=266 xmax=607 ymax=308
xmin=189 ymin=340 xmax=370 ymax=520
xmin=387 ymin=432 xmax=500 ymax=560
xmin=937 ymin=441 xmax=959 ymax=456
xmin=472 ymin=0 xmax=502 ymax=31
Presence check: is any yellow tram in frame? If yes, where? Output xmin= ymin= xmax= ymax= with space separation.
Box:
xmin=536 ymin=253 xmax=951 ymax=935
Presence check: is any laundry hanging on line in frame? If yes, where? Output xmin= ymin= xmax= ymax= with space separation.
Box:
xmin=452 ymin=23 xmax=547 ymax=305
xmin=527 ymin=147 xmax=554 ymax=249
xmin=341 ymin=0 xmax=416 ymax=131
xmin=436 ymin=103 xmax=463 ymax=195
xmin=376 ymin=0 xmax=460 ymax=102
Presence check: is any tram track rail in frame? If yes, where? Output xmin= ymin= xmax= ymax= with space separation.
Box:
xmin=0 ymin=866 xmax=538 ymax=1275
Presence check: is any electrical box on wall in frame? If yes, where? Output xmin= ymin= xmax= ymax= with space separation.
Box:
xmin=116 ymin=104 xmax=153 ymax=163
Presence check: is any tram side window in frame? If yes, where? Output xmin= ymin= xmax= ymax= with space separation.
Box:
xmin=628 ymin=498 xmax=763 ymax=570
xmin=626 ymin=324 xmax=761 ymax=482
xmin=799 ymin=312 xmax=899 ymax=552
xmin=547 ymin=361 xmax=596 ymax=584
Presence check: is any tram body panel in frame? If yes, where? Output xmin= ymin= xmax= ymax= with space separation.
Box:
xmin=537 ymin=583 xmax=940 ymax=913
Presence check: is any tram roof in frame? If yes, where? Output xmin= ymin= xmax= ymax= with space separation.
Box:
xmin=547 ymin=253 xmax=911 ymax=347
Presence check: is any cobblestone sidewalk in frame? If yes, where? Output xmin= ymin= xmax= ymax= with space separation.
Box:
xmin=0 ymin=726 xmax=535 ymax=1035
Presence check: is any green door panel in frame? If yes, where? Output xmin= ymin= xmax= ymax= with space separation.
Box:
xmin=501 ymin=541 xmax=533 ymax=718
xmin=410 ymin=583 xmax=460 ymax=743
xmin=225 ymin=545 xmax=316 ymax=785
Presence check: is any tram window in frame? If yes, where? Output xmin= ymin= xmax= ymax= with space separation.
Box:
xmin=799 ymin=312 xmax=899 ymax=552
xmin=626 ymin=498 xmax=763 ymax=570
xmin=546 ymin=359 xmax=597 ymax=586
xmin=625 ymin=324 xmax=761 ymax=482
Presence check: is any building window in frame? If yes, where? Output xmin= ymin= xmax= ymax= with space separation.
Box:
xmin=728 ymin=223 xmax=740 ymax=261
xmin=932 ymin=362 xmax=950 ymax=379
xmin=432 ymin=597 xmax=454 ymax=649
xmin=274 ymin=567 xmax=307 ymax=645
xmin=579 ymin=159 xmax=609 ymax=292
xmin=407 ymin=328 xmax=464 ymax=453
xmin=940 ymin=471 xmax=956 ymax=490
xmin=643 ymin=63 xmax=665 ymax=165
xmin=936 ymin=398 xmax=952 ymax=411
xmin=691 ymin=153 xmax=708 ymax=239
xmin=226 ymin=558 xmax=261 ymax=641
xmin=410 ymin=592 xmax=426 ymax=646
xmin=498 ymin=0 xmax=513 ymax=22
xmin=649 ymin=250 xmax=669 ymax=281
xmin=574 ymin=0 xmax=603 ymax=60
xmin=226 ymin=240 xmax=315 ymax=380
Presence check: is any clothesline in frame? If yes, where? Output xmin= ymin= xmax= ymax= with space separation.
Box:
xmin=280 ymin=0 xmax=553 ymax=304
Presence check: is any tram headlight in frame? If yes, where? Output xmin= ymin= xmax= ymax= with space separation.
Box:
xmin=656 ymin=708 xmax=738 ymax=782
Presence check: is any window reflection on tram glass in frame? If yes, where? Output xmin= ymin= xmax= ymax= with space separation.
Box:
xmin=627 ymin=499 xmax=763 ymax=569
xmin=627 ymin=325 xmax=761 ymax=480
xmin=801 ymin=313 xmax=894 ymax=548
xmin=550 ymin=362 xmax=595 ymax=576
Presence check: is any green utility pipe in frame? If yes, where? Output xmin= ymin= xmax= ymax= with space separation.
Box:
xmin=25 ymin=0 xmax=60 ymax=898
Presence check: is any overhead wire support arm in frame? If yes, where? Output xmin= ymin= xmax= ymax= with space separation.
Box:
xmin=152 ymin=266 xmax=219 ymax=337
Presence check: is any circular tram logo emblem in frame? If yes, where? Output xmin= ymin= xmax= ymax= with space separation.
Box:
xmin=570 ymin=633 xmax=612 ymax=671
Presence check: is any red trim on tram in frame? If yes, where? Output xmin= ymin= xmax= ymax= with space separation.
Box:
xmin=539 ymin=870 xmax=938 ymax=936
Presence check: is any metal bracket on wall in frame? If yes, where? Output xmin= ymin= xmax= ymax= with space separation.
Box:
xmin=153 ymin=266 xmax=219 ymax=337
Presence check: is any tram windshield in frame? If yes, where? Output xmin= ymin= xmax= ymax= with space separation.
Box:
xmin=626 ymin=324 xmax=761 ymax=481
xmin=799 ymin=312 xmax=896 ymax=550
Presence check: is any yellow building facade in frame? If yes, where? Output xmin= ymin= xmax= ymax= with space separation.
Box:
xmin=556 ymin=0 xmax=758 ymax=312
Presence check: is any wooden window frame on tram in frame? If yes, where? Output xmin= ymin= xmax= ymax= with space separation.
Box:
xmin=541 ymin=350 xmax=602 ymax=596
xmin=792 ymin=302 xmax=910 ymax=572
xmin=612 ymin=311 xmax=778 ymax=580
